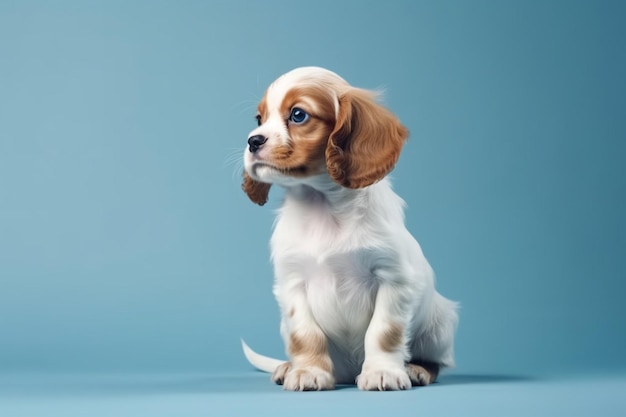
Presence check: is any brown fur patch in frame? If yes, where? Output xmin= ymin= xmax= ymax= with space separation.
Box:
xmin=289 ymin=332 xmax=332 ymax=373
xmin=281 ymin=85 xmax=337 ymax=123
xmin=326 ymin=88 xmax=408 ymax=188
xmin=241 ymin=172 xmax=271 ymax=205
xmin=379 ymin=323 xmax=404 ymax=352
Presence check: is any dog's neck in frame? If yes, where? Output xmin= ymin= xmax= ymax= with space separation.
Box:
xmin=279 ymin=174 xmax=384 ymax=224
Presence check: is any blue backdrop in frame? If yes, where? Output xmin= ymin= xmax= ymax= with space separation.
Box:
xmin=1 ymin=0 xmax=624 ymax=378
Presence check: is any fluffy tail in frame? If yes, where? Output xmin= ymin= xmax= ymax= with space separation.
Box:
xmin=241 ymin=339 xmax=286 ymax=373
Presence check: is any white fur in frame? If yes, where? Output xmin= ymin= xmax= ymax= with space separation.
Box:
xmin=242 ymin=67 xmax=458 ymax=390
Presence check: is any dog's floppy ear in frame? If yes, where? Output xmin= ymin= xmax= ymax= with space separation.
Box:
xmin=242 ymin=172 xmax=271 ymax=206
xmin=326 ymin=88 xmax=408 ymax=189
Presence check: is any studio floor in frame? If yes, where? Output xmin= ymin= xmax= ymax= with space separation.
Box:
xmin=1 ymin=371 xmax=624 ymax=417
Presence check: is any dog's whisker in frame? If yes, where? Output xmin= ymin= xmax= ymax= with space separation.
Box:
xmin=230 ymin=160 xmax=244 ymax=184
xmin=230 ymin=98 xmax=258 ymax=112
xmin=221 ymin=147 xmax=246 ymax=185
xmin=223 ymin=148 xmax=244 ymax=167
xmin=231 ymin=93 xmax=262 ymax=116
xmin=223 ymin=154 xmax=243 ymax=169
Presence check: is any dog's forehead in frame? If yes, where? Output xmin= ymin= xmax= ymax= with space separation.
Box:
xmin=263 ymin=67 xmax=347 ymax=114
xmin=258 ymin=67 xmax=348 ymax=115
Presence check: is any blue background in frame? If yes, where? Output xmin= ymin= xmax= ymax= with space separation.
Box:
xmin=1 ymin=1 xmax=625 ymax=415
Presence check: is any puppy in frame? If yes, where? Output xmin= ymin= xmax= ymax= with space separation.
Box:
xmin=241 ymin=67 xmax=458 ymax=391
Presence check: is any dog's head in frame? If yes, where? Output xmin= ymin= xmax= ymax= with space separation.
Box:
xmin=242 ymin=67 xmax=408 ymax=206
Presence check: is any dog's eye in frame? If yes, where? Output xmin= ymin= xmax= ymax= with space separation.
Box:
xmin=255 ymin=115 xmax=262 ymax=126
xmin=288 ymin=107 xmax=309 ymax=125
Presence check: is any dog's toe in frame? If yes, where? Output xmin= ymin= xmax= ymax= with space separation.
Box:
xmin=271 ymin=362 xmax=291 ymax=385
xmin=406 ymin=362 xmax=439 ymax=386
xmin=283 ymin=366 xmax=335 ymax=391
xmin=356 ymin=368 xmax=412 ymax=391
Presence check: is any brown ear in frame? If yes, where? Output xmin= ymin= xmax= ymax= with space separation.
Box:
xmin=242 ymin=172 xmax=271 ymax=206
xmin=326 ymin=88 xmax=408 ymax=188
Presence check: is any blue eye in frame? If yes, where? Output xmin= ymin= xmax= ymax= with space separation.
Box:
xmin=289 ymin=107 xmax=309 ymax=124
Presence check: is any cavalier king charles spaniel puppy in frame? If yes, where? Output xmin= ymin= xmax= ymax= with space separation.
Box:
xmin=241 ymin=67 xmax=458 ymax=391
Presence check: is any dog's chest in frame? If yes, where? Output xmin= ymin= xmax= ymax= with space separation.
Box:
xmin=306 ymin=251 xmax=377 ymax=337
xmin=272 ymin=203 xmax=379 ymax=337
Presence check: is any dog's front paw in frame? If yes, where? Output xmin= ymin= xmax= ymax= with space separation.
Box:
xmin=282 ymin=366 xmax=335 ymax=391
xmin=356 ymin=367 xmax=412 ymax=391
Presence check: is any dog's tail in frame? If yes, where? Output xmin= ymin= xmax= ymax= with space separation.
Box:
xmin=241 ymin=339 xmax=286 ymax=373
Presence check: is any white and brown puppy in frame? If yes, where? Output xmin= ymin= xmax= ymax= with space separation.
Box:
xmin=241 ymin=67 xmax=458 ymax=391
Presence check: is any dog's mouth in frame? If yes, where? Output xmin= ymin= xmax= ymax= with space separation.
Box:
xmin=251 ymin=161 xmax=309 ymax=178
xmin=250 ymin=162 xmax=278 ymax=178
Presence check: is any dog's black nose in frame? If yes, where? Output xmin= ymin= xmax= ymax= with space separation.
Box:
xmin=248 ymin=135 xmax=268 ymax=153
